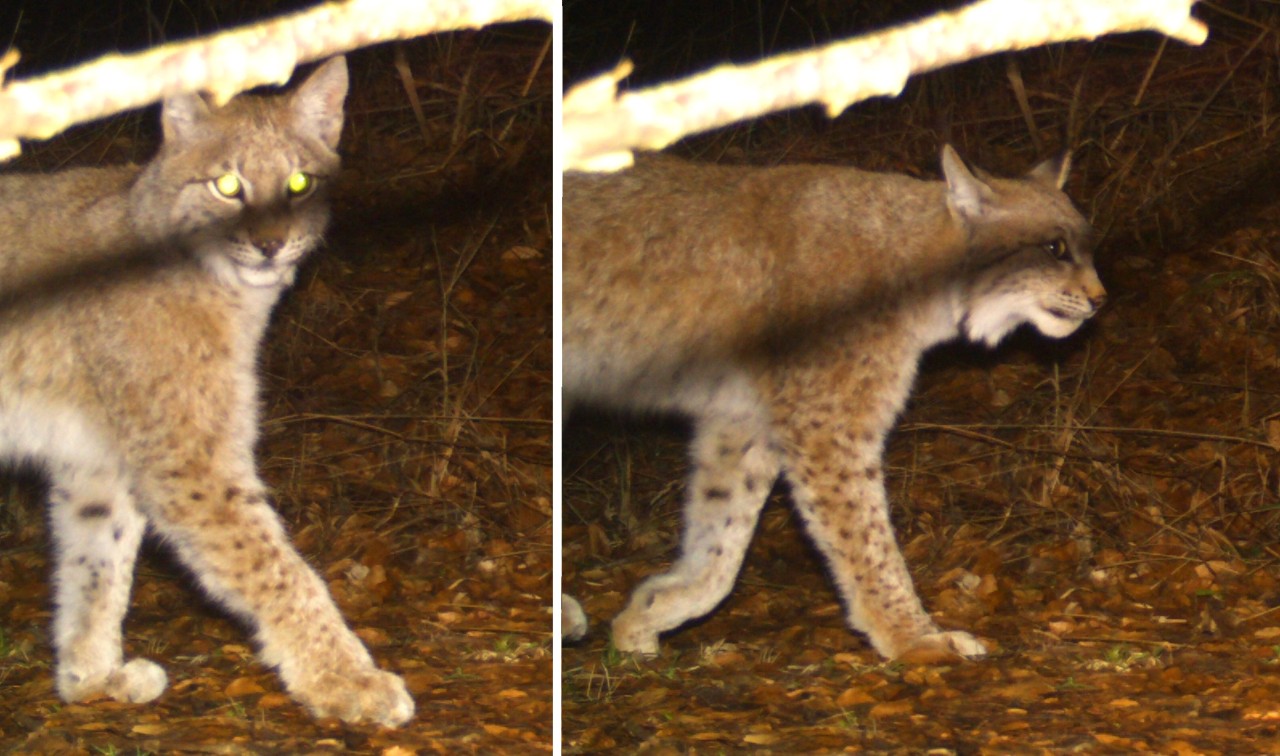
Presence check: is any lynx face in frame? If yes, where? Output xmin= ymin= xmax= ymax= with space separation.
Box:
xmin=962 ymin=235 xmax=1106 ymax=346
xmin=945 ymin=150 xmax=1106 ymax=347
xmin=131 ymin=68 xmax=345 ymax=289
xmin=200 ymin=161 xmax=330 ymax=288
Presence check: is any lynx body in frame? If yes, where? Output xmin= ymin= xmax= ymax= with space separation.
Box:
xmin=564 ymin=148 xmax=1104 ymax=659
xmin=0 ymin=58 xmax=413 ymax=727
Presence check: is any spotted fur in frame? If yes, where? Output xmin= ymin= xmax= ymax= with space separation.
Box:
xmin=565 ymin=146 xmax=1104 ymax=660
xmin=0 ymin=58 xmax=413 ymax=727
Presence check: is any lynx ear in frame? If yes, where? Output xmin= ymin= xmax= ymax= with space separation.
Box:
xmin=160 ymin=92 xmax=215 ymax=143
xmin=941 ymin=144 xmax=994 ymax=221
xmin=291 ymin=56 xmax=349 ymax=150
xmin=1027 ymin=152 xmax=1071 ymax=190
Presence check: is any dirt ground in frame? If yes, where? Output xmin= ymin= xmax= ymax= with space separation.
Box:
xmin=0 ymin=16 xmax=552 ymax=756
xmin=562 ymin=2 xmax=1280 ymax=753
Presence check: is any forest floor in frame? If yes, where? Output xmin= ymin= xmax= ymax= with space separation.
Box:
xmin=0 ymin=24 xmax=553 ymax=755
xmin=562 ymin=4 xmax=1280 ymax=753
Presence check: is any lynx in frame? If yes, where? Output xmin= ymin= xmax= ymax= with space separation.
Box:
xmin=0 ymin=58 xmax=413 ymax=727
xmin=564 ymin=147 xmax=1105 ymax=660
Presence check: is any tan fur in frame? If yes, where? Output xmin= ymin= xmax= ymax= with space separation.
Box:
xmin=0 ymin=58 xmax=413 ymax=727
xmin=565 ymin=147 xmax=1105 ymax=660
xmin=0 ymin=167 xmax=139 ymax=293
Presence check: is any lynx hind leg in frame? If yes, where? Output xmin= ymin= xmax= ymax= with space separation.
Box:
xmin=783 ymin=426 xmax=986 ymax=661
xmin=612 ymin=406 xmax=780 ymax=654
xmin=138 ymin=469 xmax=413 ymax=727
xmin=47 ymin=462 xmax=167 ymax=704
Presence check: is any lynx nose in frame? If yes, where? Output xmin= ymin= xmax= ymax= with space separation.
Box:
xmin=1080 ymin=269 xmax=1106 ymax=310
xmin=244 ymin=210 xmax=290 ymax=260
xmin=254 ymin=238 xmax=284 ymax=259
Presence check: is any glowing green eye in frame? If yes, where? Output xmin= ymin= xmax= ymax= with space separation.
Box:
xmin=212 ymin=173 xmax=242 ymax=199
xmin=287 ymin=172 xmax=313 ymax=196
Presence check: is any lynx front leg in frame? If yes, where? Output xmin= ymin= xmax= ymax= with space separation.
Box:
xmin=47 ymin=461 xmax=167 ymax=704
xmin=783 ymin=433 xmax=986 ymax=661
xmin=138 ymin=468 xmax=413 ymax=727
xmin=613 ymin=406 xmax=780 ymax=654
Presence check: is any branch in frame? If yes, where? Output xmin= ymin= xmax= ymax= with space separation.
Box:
xmin=0 ymin=0 xmax=555 ymax=161
xmin=564 ymin=0 xmax=1208 ymax=172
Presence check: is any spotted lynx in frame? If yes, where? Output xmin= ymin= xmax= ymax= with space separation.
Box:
xmin=0 ymin=58 xmax=413 ymax=727
xmin=564 ymin=147 xmax=1105 ymax=660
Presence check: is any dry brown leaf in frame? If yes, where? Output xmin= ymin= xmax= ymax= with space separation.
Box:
xmin=257 ymin=692 xmax=292 ymax=709
xmin=835 ymin=688 xmax=875 ymax=707
xmin=224 ymin=677 xmax=267 ymax=697
xmin=743 ymin=733 xmax=782 ymax=745
xmin=502 ymin=245 xmax=542 ymax=261
xmin=868 ymin=700 xmax=914 ymax=718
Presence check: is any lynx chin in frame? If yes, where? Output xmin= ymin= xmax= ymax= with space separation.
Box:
xmin=564 ymin=146 xmax=1104 ymax=661
xmin=0 ymin=57 xmax=414 ymax=727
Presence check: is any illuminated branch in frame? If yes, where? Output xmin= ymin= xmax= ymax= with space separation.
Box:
xmin=0 ymin=0 xmax=555 ymax=160
xmin=564 ymin=0 xmax=1207 ymax=172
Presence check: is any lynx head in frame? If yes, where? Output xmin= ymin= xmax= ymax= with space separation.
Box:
xmin=941 ymin=145 xmax=1106 ymax=346
xmin=129 ymin=56 xmax=348 ymax=288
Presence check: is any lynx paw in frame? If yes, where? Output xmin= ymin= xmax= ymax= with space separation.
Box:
xmin=611 ymin=614 xmax=660 ymax=656
xmin=59 ymin=658 xmax=168 ymax=704
xmin=895 ymin=630 xmax=987 ymax=664
xmin=562 ymin=594 xmax=589 ymax=642
xmin=293 ymin=667 xmax=415 ymax=727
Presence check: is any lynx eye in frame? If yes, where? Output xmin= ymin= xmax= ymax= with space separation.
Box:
xmin=1043 ymin=238 xmax=1069 ymax=261
xmin=211 ymin=173 xmax=243 ymax=200
xmin=286 ymin=171 xmax=314 ymax=197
